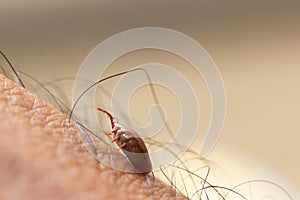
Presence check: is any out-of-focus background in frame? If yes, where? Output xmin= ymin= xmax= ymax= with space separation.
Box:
xmin=1 ymin=0 xmax=299 ymax=198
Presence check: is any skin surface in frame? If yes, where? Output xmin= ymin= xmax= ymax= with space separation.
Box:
xmin=0 ymin=74 xmax=186 ymax=200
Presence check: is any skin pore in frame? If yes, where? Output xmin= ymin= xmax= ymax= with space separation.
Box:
xmin=0 ymin=74 xmax=186 ymax=200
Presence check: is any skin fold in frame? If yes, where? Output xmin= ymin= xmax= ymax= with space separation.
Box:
xmin=0 ymin=74 xmax=186 ymax=200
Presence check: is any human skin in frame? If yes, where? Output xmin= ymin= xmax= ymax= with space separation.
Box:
xmin=0 ymin=74 xmax=186 ymax=200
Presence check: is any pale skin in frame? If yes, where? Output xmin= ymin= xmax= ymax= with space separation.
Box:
xmin=0 ymin=74 xmax=186 ymax=200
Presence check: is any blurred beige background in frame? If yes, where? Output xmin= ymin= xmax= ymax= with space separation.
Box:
xmin=1 ymin=0 xmax=300 ymax=197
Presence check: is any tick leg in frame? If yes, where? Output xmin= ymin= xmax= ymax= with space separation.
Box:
xmin=111 ymin=137 xmax=120 ymax=143
xmin=119 ymin=143 xmax=126 ymax=149
xmin=104 ymin=132 xmax=113 ymax=136
xmin=112 ymin=127 xmax=120 ymax=135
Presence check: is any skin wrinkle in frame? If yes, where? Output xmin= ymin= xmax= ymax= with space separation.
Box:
xmin=0 ymin=74 xmax=186 ymax=200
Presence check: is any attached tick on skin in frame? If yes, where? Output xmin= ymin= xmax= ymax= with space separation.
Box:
xmin=97 ymin=107 xmax=152 ymax=174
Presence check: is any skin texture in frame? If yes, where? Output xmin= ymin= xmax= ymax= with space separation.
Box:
xmin=0 ymin=74 xmax=186 ymax=200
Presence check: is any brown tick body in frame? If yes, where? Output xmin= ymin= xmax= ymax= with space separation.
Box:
xmin=97 ymin=108 xmax=152 ymax=174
